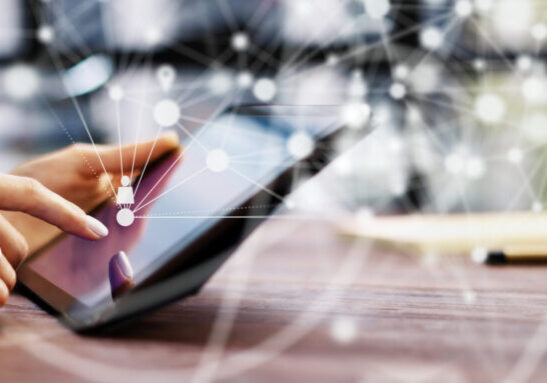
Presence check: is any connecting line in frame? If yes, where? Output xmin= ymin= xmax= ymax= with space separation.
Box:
xmin=43 ymin=44 xmax=118 ymax=200
xmin=115 ymin=99 xmax=123 ymax=178
xmin=229 ymin=167 xmax=287 ymax=204
xmin=132 ymin=167 xmax=208 ymax=213
xmin=132 ymin=148 xmax=187 ymax=210
xmin=134 ymin=215 xmax=319 ymax=220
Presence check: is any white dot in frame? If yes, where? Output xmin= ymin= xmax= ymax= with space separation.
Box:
xmin=253 ymin=78 xmax=277 ymax=102
xmin=287 ymin=131 xmax=314 ymax=160
xmin=420 ymin=27 xmax=444 ymax=50
xmin=471 ymin=247 xmax=488 ymax=263
xmin=389 ymin=82 xmax=407 ymax=99
xmin=390 ymin=180 xmax=406 ymax=196
xmin=237 ymin=71 xmax=253 ymax=88
xmin=330 ymin=317 xmax=357 ymax=344
xmin=475 ymin=93 xmax=505 ymax=124
xmin=37 ymin=25 xmax=54 ymax=44
xmin=532 ymin=201 xmax=543 ymax=212
xmin=3 ymin=64 xmax=40 ymax=100
xmin=522 ymin=77 xmax=547 ymax=104
xmin=394 ymin=64 xmax=410 ymax=80
xmin=516 ymin=55 xmax=533 ymax=72
xmin=144 ymin=27 xmax=161 ymax=45
xmin=121 ymin=175 xmax=131 ymax=186
xmin=473 ymin=59 xmax=486 ymax=71
xmin=206 ymin=149 xmax=230 ymax=172
xmin=341 ymin=103 xmax=371 ymax=129
xmin=462 ymin=290 xmax=477 ymax=304
xmin=209 ymin=72 xmax=233 ymax=95
xmin=363 ymin=0 xmax=390 ymax=19
xmin=116 ymin=208 xmax=135 ymax=227
xmin=532 ymin=23 xmax=547 ymax=41
xmin=108 ymin=85 xmax=124 ymax=101
xmin=285 ymin=199 xmax=296 ymax=210
xmin=326 ymin=54 xmax=339 ymax=66
xmin=231 ymin=32 xmax=250 ymax=51
xmin=455 ymin=0 xmax=473 ymax=17
xmin=153 ymin=99 xmax=180 ymax=127
xmin=465 ymin=156 xmax=486 ymax=179
xmin=356 ymin=208 xmax=375 ymax=225
xmin=508 ymin=148 xmax=523 ymax=164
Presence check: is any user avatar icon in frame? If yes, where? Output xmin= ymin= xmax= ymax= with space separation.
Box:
xmin=116 ymin=176 xmax=134 ymax=205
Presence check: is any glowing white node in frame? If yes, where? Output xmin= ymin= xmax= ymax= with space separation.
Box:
xmin=206 ymin=149 xmax=230 ymax=172
xmin=390 ymin=180 xmax=406 ymax=196
xmin=532 ymin=23 xmax=547 ymax=41
xmin=522 ymin=77 xmax=547 ymax=104
xmin=209 ymin=72 xmax=233 ymax=95
xmin=341 ymin=103 xmax=371 ymax=129
xmin=285 ymin=199 xmax=296 ymax=210
xmin=473 ymin=59 xmax=486 ymax=71
xmin=253 ymin=78 xmax=277 ymax=102
xmin=388 ymin=138 xmax=403 ymax=153
xmin=356 ymin=208 xmax=375 ymax=225
xmin=108 ymin=85 xmax=124 ymax=101
xmin=532 ymin=201 xmax=543 ymax=212
xmin=334 ymin=157 xmax=352 ymax=176
xmin=237 ymin=71 xmax=253 ymax=88
xmin=389 ymin=83 xmax=407 ymax=100
xmin=420 ymin=27 xmax=443 ymax=50
xmin=474 ymin=93 xmax=505 ymax=124
xmin=156 ymin=64 xmax=176 ymax=92
xmin=516 ymin=55 xmax=533 ymax=72
xmin=231 ymin=32 xmax=250 ymax=51
xmin=326 ymin=54 xmax=339 ymax=66
xmin=394 ymin=64 xmax=410 ymax=80
xmin=455 ymin=0 xmax=473 ymax=17
xmin=465 ymin=156 xmax=486 ymax=179
xmin=471 ymin=247 xmax=488 ymax=263
xmin=144 ymin=27 xmax=161 ymax=45
xmin=507 ymin=148 xmax=523 ymax=164
xmin=330 ymin=317 xmax=357 ymax=344
xmin=287 ymin=132 xmax=314 ymax=160
xmin=37 ymin=25 xmax=54 ymax=44
xmin=363 ymin=0 xmax=390 ymax=19
xmin=121 ymin=175 xmax=131 ymax=187
xmin=4 ymin=65 xmax=40 ymax=100
xmin=462 ymin=290 xmax=477 ymax=304
xmin=153 ymin=99 xmax=180 ymax=127
xmin=116 ymin=208 xmax=135 ymax=227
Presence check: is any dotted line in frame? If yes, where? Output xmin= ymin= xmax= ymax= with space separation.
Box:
xmin=144 ymin=203 xmax=281 ymax=216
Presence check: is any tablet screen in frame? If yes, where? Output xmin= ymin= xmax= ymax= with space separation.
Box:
xmin=20 ymin=106 xmax=342 ymax=318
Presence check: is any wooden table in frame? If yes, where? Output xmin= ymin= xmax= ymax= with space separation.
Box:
xmin=2 ymin=217 xmax=547 ymax=383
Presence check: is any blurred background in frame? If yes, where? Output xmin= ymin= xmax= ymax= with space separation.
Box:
xmin=1 ymin=0 xmax=546 ymax=216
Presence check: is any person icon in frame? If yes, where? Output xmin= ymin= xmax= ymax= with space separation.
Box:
xmin=116 ymin=176 xmax=134 ymax=205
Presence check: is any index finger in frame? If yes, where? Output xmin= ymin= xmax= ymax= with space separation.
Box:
xmin=0 ymin=175 xmax=108 ymax=241
xmin=80 ymin=132 xmax=180 ymax=176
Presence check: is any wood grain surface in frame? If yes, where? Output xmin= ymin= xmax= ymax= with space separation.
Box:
xmin=1 ymin=218 xmax=547 ymax=383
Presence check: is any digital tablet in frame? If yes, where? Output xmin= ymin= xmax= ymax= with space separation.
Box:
xmin=17 ymin=104 xmax=372 ymax=331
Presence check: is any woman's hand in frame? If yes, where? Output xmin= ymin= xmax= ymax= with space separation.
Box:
xmin=2 ymin=132 xmax=180 ymax=281
xmin=0 ymin=173 xmax=111 ymax=305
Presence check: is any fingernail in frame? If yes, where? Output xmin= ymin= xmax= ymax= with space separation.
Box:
xmin=162 ymin=130 xmax=179 ymax=144
xmin=86 ymin=215 xmax=109 ymax=238
xmin=114 ymin=251 xmax=133 ymax=279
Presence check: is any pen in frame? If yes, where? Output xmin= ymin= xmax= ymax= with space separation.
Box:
xmin=475 ymin=246 xmax=547 ymax=264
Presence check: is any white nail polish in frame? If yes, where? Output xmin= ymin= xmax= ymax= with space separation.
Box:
xmin=115 ymin=251 xmax=133 ymax=279
xmin=86 ymin=216 xmax=109 ymax=238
